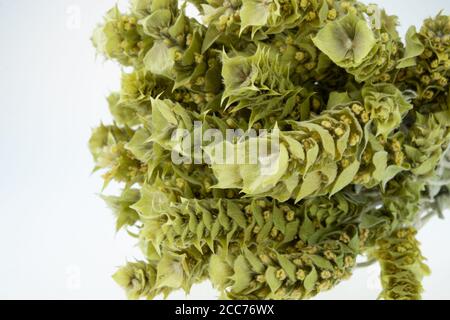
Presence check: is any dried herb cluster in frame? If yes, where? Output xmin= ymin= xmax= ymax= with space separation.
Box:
xmin=90 ymin=0 xmax=450 ymax=300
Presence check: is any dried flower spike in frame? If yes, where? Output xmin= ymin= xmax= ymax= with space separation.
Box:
xmin=91 ymin=0 xmax=450 ymax=300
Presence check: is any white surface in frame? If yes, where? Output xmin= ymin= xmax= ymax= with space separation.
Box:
xmin=0 ymin=0 xmax=449 ymax=300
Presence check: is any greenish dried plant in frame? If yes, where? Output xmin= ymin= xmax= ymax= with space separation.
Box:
xmin=90 ymin=0 xmax=450 ymax=300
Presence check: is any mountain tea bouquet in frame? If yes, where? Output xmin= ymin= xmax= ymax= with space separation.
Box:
xmin=90 ymin=0 xmax=450 ymax=300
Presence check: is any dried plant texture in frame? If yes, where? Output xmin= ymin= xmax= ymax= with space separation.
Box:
xmin=90 ymin=0 xmax=450 ymax=300
xmin=372 ymin=228 xmax=430 ymax=300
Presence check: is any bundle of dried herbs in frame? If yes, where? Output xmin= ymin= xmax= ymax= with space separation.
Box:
xmin=90 ymin=0 xmax=450 ymax=300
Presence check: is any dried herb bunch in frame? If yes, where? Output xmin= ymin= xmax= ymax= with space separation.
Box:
xmin=90 ymin=0 xmax=450 ymax=300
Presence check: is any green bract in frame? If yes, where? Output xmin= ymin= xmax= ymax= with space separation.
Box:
xmin=312 ymin=13 xmax=376 ymax=68
xmin=91 ymin=0 xmax=450 ymax=300
xmin=361 ymin=83 xmax=412 ymax=138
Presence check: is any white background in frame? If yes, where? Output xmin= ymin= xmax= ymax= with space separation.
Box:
xmin=0 ymin=0 xmax=449 ymax=300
